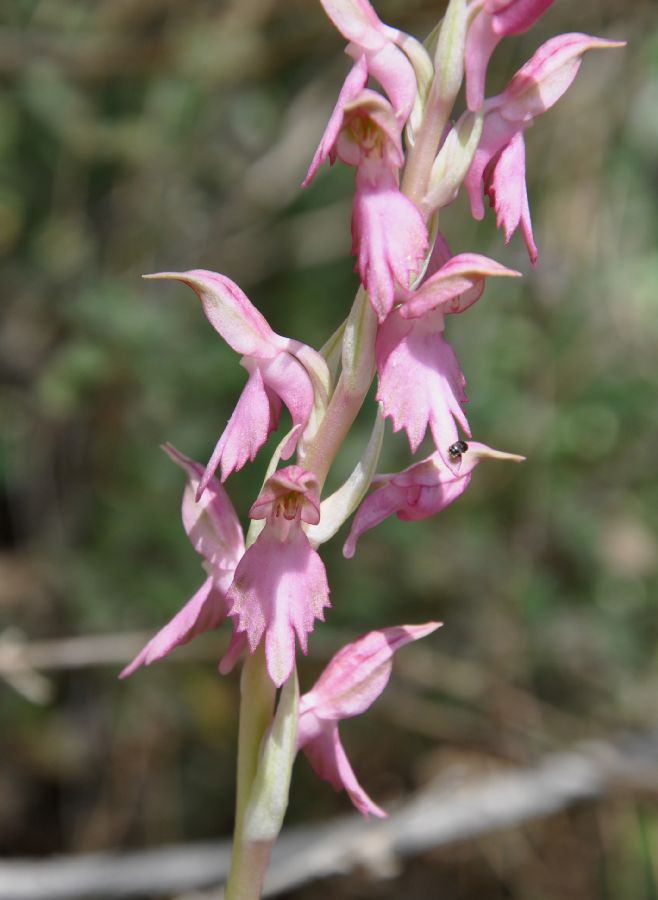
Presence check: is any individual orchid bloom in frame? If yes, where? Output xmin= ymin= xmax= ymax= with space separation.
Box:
xmin=376 ymin=252 xmax=519 ymax=462
xmin=465 ymin=33 xmax=624 ymax=263
xmin=298 ymin=622 xmax=441 ymax=816
xmin=145 ymin=271 xmax=319 ymax=494
xmin=465 ymin=0 xmax=555 ymax=112
xmin=304 ymin=88 xmax=428 ymax=323
xmin=344 ymin=441 xmax=524 ymax=557
xmin=226 ymin=465 xmax=331 ymax=688
xmin=317 ymin=0 xmax=417 ymax=124
xmin=120 ymin=445 xmax=247 ymax=679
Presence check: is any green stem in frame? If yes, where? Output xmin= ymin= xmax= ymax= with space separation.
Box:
xmin=302 ymin=290 xmax=378 ymax=491
xmin=401 ymin=89 xmax=451 ymax=213
xmin=225 ymin=645 xmax=276 ymax=900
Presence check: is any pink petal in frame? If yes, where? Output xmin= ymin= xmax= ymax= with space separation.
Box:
xmin=336 ymin=89 xmax=404 ymax=170
xmin=486 ymin=131 xmax=538 ymax=265
xmin=249 ymin=465 xmax=321 ymax=526
xmin=302 ymin=56 xmax=368 ymax=187
xmin=376 ymin=309 xmax=470 ymax=455
xmin=301 ymin=724 xmax=387 ymax=818
xmin=465 ymin=111 xmax=520 ymax=221
xmin=258 ymin=354 xmax=315 ymax=461
xmin=120 ymin=577 xmax=228 ymax=678
xmin=227 ymin=526 xmax=330 ymax=687
xmin=201 ymin=364 xmax=280 ymax=490
xmin=352 ymin=170 xmax=427 ymax=322
xmin=163 ymin=444 xmax=244 ymax=571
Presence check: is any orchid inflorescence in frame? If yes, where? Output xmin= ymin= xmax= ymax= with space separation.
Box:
xmin=121 ymin=2 xmax=622 ymax=896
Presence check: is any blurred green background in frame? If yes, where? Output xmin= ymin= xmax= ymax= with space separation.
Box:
xmin=1 ymin=1 xmax=657 ymax=897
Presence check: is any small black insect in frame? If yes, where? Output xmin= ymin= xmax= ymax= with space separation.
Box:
xmin=448 ymin=440 xmax=469 ymax=459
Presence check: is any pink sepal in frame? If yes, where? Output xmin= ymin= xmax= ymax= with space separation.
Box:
xmin=151 ymin=270 xmax=315 ymax=489
xmin=498 ymin=33 xmax=625 ymax=122
xmin=303 ymin=56 xmax=368 ymax=187
xmin=319 ymin=0 xmax=385 ymax=52
xmin=347 ymin=38 xmax=416 ymax=125
xmin=151 ymin=270 xmax=284 ymax=359
xmin=164 ymin=444 xmax=244 ymax=572
xmin=376 ymin=308 xmax=470 ymax=458
xmin=298 ymin=623 xmax=441 ymax=816
xmin=120 ymin=447 xmax=246 ymax=677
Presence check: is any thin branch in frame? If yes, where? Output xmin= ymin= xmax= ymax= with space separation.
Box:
xmin=0 ymin=730 xmax=656 ymax=900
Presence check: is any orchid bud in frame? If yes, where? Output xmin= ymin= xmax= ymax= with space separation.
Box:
xmin=433 ymin=0 xmax=469 ymax=111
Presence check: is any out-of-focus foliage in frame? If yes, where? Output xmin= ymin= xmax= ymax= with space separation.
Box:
xmin=0 ymin=1 xmax=657 ymax=896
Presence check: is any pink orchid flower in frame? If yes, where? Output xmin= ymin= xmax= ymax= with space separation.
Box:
xmin=120 ymin=446 xmax=246 ymax=679
xmin=317 ymin=0 xmax=417 ymax=124
xmin=465 ymin=0 xmax=554 ymax=111
xmin=226 ymin=466 xmax=331 ymax=687
xmin=305 ymin=85 xmax=427 ymax=323
xmin=376 ymin=307 xmax=470 ymax=460
xmin=376 ymin=252 xmax=519 ymax=463
xmin=298 ymin=622 xmax=441 ymax=817
xmin=465 ymin=33 xmax=624 ymax=264
xmin=344 ymin=441 xmax=524 ymax=557
xmin=146 ymin=271 xmax=316 ymax=494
